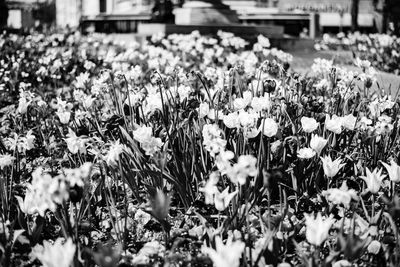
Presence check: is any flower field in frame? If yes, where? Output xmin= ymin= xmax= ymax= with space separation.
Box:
xmin=0 ymin=30 xmax=399 ymax=267
xmin=315 ymin=32 xmax=400 ymax=75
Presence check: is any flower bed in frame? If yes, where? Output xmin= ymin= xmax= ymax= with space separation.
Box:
xmin=0 ymin=30 xmax=399 ymax=267
xmin=315 ymin=32 xmax=400 ymax=75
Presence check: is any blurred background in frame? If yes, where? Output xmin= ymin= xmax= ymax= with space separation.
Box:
xmin=1 ymin=0 xmax=400 ymax=37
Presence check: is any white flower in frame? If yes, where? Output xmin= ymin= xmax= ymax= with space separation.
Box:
xmin=342 ymin=114 xmax=357 ymax=130
xmin=75 ymin=72 xmax=90 ymax=88
xmin=214 ymin=187 xmax=237 ymax=211
xmin=257 ymin=34 xmax=271 ymax=48
xmin=325 ymin=114 xmax=343 ymax=134
xmin=301 ymin=117 xmax=319 ymax=133
xmin=228 ymin=155 xmax=257 ymax=185
xmin=310 ymin=134 xmax=328 ymax=155
xmin=105 ymin=140 xmax=126 ymax=166
xmin=17 ymin=97 xmax=31 ymax=114
xmin=0 ymin=154 xmax=15 ymax=169
xmin=63 ymin=162 xmax=92 ymax=188
xmin=360 ymin=167 xmax=386 ymax=194
xmin=202 ymin=124 xmax=226 ymax=157
xmin=202 ymin=235 xmax=245 ymax=267
xmin=199 ymin=102 xmax=210 ymax=119
xmin=64 ymin=129 xmax=87 ymax=154
xmin=199 ymin=172 xmax=219 ymax=204
xmin=320 ymin=155 xmax=345 ymax=178
xmin=332 ymin=260 xmax=352 ymax=267
xmin=304 ymin=212 xmax=335 ymax=246
xmin=16 ymin=168 xmax=68 ymax=216
xmin=259 ymin=118 xmax=278 ymax=137
xmin=125 ymin=91 xmax=143 ymax=107
xmin=297 ymin=148 xmax=316 ymax=159
xmin=223 ymin=112 xmax=239 ymax=129
xmin=216 ymin=150 xmax=234 ymax=175
xmin=250 ymin=96 xmax=270 ymax=112
xmin=233 ymin=98 xmax=247 ymax=111
xmin=381 ymin=160 xmax=400 ymax=183
xmin=367 ymin=240 xmax=381 ymax=255
xmin=322 ymin=181 xmax=358 ymax=208
xmin=132 ymin=126 xmax=163 ymax=156
xmin=56 ymin=111 xmax=71 ymax=124
xmin=32 ymin=238 xmax=76 ymax=267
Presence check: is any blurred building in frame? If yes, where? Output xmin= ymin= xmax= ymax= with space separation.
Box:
xmin=6 ymin=0 xmax=38 ymax=29
xmin=76 ymin=0 xmax=376 ymax=34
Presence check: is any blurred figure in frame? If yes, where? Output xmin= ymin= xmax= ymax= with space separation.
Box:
xmin=151 ymin=0 xmax=174 ymax=23
xmin=0 ymin=0 xmax=8 ymax=28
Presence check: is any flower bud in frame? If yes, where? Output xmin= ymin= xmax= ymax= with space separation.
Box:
xmin=263 ymin=79 xmax=277 ymax=94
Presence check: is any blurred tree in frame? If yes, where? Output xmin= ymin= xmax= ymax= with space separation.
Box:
xmin=351 ymin=0 xmax=359 ymax=31
xmin=0 ymin=0 xmax=8 ymax=28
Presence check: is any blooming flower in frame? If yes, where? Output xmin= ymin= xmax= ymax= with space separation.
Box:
xmin=325 ymin=114 xmax=343 ymax=134
xmin=381 ymin=160 xmax=400 ymax=183
xmin=0 ymin=154 xmax=15 ymax=169
xmin=202 ymin=235 xmax=245 ymax=267
xmin=297 ymin=147 xmax=316 ymax=159
xmin=320 ymin=155 xmax=345 ymax=178
xmin=322 ymin=181 xmax=358 ymax=208
xmin=367 ymin=240 xmax=381 ymax=254
xmin=202 ymin=124 xmax=226 ymax=157
xmin=342 ymin=114 xmax=357 ymax=131
xmin=199 ymin=171 xmax=220 ymax=204
xmin=310 ymin=134 xmax=328 ymax=155
xmin=32 ymin=238 xmax=76 ymax=267
xmin=360 ymin=167 xmax=386 ymax=194
xmin=64 ymin=129 xmax=87 ymax=154
xmin=304 ymin=212 xmax=335 ymax=246
xmin=16 ymin=168 xmax=68 ymax=217
xmin=104 ymin=140 xmax=126 ymax=167
xmin=228 ymin=155 xmax=258 ymax=185
xmin=259 ymin=118 xmax=278 ymax=137
xmin=199 ymin=102 xmax=210 ymax=119
xmin=214 ymin=187 xmax=237 ymax=211
xmin=132 ymin=126 xmax=163 ymax=156
xmin=301 ymin=117 xmax=319 ymax=133
xmin=63 ymin=162 xmax=92 ymax=188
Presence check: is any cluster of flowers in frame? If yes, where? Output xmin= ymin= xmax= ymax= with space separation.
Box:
xmin=315 ymin=32 xmax=400 ymax=75
xmin=0 ymin=29 xmax=400 ymax=267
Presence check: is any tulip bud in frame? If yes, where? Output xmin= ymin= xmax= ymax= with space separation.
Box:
xmin=263 ymin=79 xmax=277 ymax=94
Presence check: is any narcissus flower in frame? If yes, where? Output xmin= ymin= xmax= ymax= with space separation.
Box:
xmin=320 ymin=155 xmax=345 ymax=178
xmin=360 ymin=167 xmax=386 ymax=194
xmin=304 ymin=212 xmax=335 ymax=246
xmin=104 ymin=140 xmax=126 ymax=166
